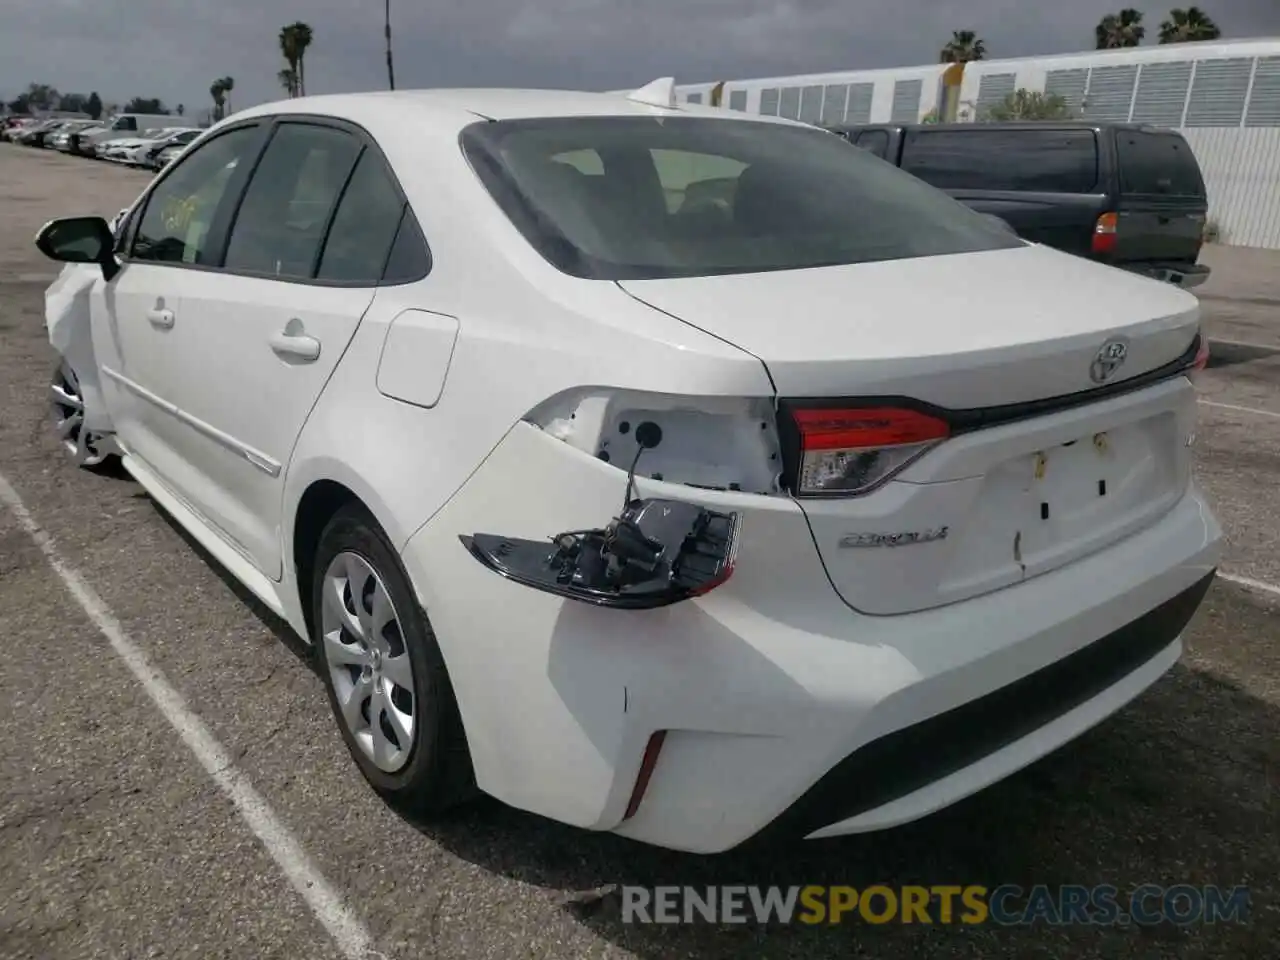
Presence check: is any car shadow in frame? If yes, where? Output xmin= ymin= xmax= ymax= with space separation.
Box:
xmin=139 ymin=494 xmax=316 ymax=671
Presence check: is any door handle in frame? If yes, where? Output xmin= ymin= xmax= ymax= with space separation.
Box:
xmin=269 ymin=318 xmax=321 ymax=362
xmin=147 ymin=307 xmax=175 ymax=329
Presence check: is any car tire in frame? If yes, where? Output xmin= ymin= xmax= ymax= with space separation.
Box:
xmin=311 ymin=503 xmax=476 ymax=816
xmin=50 ymin=357 xmax=116 ymax=471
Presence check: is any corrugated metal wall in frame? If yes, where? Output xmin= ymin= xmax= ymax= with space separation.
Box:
xmin=1183 ymin=128 xmax=1280 ymax=249
xmin=1041 ymin=54 xmax=1280 ymax=249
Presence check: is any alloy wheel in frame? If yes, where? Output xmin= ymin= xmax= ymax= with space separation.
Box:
xmin=320 ymin=551 xmax=418 ymax=773
xmin=50 ymin=359 xmax=111 ymax=467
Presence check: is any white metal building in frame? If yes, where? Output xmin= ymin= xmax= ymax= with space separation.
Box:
xmin=651 ymin=38 xmax=1280 ymax=249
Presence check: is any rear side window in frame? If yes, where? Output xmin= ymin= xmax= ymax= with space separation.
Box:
xmin=855 ymin=130 xmax=889 ymax=158
xmin=1116 ymin=130 xmax=1205 ymax=197
xmin=315 ymin=150 xmax=412 ymax=284
xmin=901 ymin=129 xmax=1099 ymax=193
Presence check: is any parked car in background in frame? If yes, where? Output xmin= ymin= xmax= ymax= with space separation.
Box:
xmin=49 ymin=120 xmax=103 ymax=153
xmin=122 ymin=128 xmax=201 ymax=168
xmin=16 ymin=119 xmax=66 ymax=148
xmin=59 ymin=123 xmax=105 ymax=153
xmin=79 ymin=112 xmax=186 ymax=157
xmin=32 ymin=85 xmax=1220 ymax=854
xmin=828 ymin=121 xmax=1211 ymax=291
xmin=150 ymin=140 xmax=190 ymax=170
xmin=2 ymin=116 xmax=37 ymax=141
xmin=98 ymin=128 xmax=189 ymax=161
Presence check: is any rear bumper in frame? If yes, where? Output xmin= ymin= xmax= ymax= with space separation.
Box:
xmin=1128 ymin=261 xmax=1211 ymax=290
xmin=400 ymin=422 xmax=1222 ymax=853
xmin=763 ymin=570 xmax=1212 ymax=843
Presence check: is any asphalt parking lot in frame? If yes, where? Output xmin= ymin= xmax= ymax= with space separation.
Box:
xmin=1 ymin=143 xmax=1277 ymax=960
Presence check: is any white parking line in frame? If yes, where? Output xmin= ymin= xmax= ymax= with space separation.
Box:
xmin=1198 ymin=399 xmax=1280 ymax=419
xmin=1206 ymin=336 xmax=1280 ymax=353
xmin=0 ymin=473 xmax=383 ymax=960
xmin=1217 ymin=572 xmax=1280 ymax=600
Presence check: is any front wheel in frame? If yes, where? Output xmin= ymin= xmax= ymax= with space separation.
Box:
xmin=311 ymin=504 xmax=475 ymax=815
xmin=50 ymin=358 xmax=116 ymax=470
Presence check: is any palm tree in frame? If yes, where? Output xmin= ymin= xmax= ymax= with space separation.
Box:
xmin=1096 ymin=9 xmax=1146 ymax=48
xmin=385 ymin=0 xmax=395 ymax=90
xmin=279 ymin=21 xmax=315 ymax=96
xmin=939 ymin=30 xmax=987 ymax=63
xmin=1159 ymin=7 xmax=1221 ymax=43
xmin=209 ymin=80 xmax=227 ymax=121
xmin=278 ymin=68 xmax=299 ymax=97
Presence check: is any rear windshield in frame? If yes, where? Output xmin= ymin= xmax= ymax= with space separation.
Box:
xmin=459 ymin=116 xmax=1023 ymax=281
xmin=900 ymin=128 xmax=1100 ymax=193
xmin=1116 ymin=129 xmax=1205 ymax=197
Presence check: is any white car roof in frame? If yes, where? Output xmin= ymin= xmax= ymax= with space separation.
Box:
xmin=227 ymin=87 xmax=809 ymax=133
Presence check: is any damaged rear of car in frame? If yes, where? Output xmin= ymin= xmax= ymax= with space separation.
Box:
xmin=395 ymin=111 xmax=1221 ymax=853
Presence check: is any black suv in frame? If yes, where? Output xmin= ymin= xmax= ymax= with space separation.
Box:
xmin=828 ymin=121 xmax=1211 ymax=289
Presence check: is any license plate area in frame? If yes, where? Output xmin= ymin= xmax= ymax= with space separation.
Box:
xmin=943 ymin=412 xmax=1184 ymax=590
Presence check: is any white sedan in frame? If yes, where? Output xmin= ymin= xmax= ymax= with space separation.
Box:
xmin=34 ymin=80 xmax=1221 ymax=854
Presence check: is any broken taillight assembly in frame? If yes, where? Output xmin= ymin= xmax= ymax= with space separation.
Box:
xmin=783 ymin=405 xmax=950 ymax=496
xmin=461 ymin=498 xmax=741 ymax=609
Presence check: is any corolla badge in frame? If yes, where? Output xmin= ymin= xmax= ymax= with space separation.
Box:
xmin=1090 ymin=337 xmax=1129 ymax=384
xmin=838 ymin=526 xmax=949 ymax=548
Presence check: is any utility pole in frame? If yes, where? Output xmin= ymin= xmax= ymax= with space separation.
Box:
xmin=385 ymin=0 xmax=396 ymax=90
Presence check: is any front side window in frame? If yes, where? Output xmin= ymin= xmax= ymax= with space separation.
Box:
xmin=112 ymin=116 xmax=136 ymax=131
xmin=130 ymin=125 xmax=260 ymax=265
xmin=223 ymin=123 xmax=362 ymax=280
xmin=461 ymin=115 xmax=1023 ymax=280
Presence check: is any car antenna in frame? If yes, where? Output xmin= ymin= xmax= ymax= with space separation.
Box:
xmin=623 ymin=421 xmax=663 ymax=509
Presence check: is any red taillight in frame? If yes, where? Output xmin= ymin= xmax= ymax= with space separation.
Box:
xmin=1190 ymin=336 xmax=1210 ymax=379
xmin=791 ymin=406 xmax=950 ymax=496
xmin=1092 ymin=212 xmax=1118 ymax=255
xmin=622 ymin=731 xmax=667 ymax=820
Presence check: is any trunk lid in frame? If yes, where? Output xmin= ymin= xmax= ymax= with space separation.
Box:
xmin=618 ymin=243 xmax=1200 ymax=406
xmin=619 ymin=243 xmax=1201 ymax=615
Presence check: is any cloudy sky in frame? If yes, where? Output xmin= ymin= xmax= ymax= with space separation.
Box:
xmin=4 ymin=0 xmax=1280 ymax=113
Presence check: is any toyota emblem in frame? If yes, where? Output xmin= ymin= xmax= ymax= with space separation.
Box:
xmin=1089 ymin=338 xmax=1129 ymax=383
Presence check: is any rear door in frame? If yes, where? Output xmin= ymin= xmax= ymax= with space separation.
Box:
xmin=1113 ymin=128 xmax=1207 ymax=266
xmin=899 ymin=126 xmax=1107 ymax=256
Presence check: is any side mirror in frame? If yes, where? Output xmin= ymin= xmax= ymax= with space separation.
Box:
xmin=34 ymin=216 xmax=120 ymax=281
